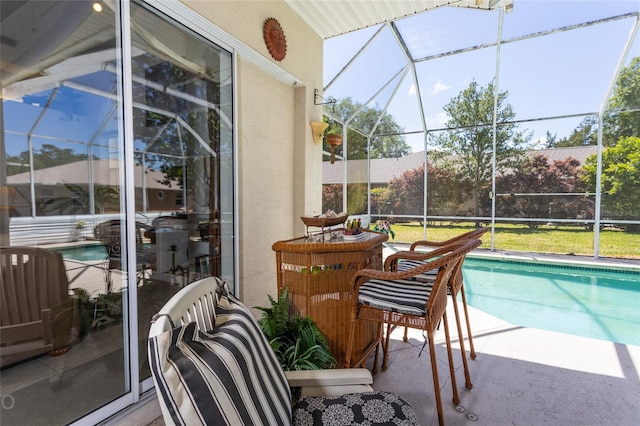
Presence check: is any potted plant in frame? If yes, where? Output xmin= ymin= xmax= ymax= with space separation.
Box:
xmin=326 ymin=130 xmax=343 ymax=146
xmin=326 ymin=130 xmax=343 ymax=164
xmin=256 ymin=289 xmax=335 ymax=371
xmin=373 ymin=219 xmax=395 ymax=239
xmin=70 ymin=220 xmax=86 ymax=241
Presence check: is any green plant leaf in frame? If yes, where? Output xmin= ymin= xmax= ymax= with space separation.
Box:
xmin=255 ymin=289 xmax=336 ymax=370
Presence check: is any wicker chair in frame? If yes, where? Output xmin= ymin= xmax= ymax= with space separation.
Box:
xmin=345 ymin=238 xmax=481 ymax=426
xmin=384 ymin=228 xmax=488 ymax=387
xmin=94 ymin=220 xmax=156 ymax=286
xmin=0 ymin=246 xmax=80 ymax=367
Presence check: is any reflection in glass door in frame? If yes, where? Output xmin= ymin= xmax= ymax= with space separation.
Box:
xmin=1 ymin=1 xmax=129 ymax=424
xmin=128 ymin=2 xmax=234 ymax=383
xmin=1 ymin=0 xmax=235 ymax=423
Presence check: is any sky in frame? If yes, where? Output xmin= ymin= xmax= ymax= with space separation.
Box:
xmin=3 ymin=1 xmax=638 ymax=159
xmin=323 ymin=0 xmax=640 ymax=153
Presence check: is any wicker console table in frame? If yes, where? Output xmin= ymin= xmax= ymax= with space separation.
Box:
xmin=272 ymin=230 xmax=388 ymax=367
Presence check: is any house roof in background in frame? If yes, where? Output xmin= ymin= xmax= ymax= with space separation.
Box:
xmin=7 ymin=160 xmax=178 ymax=190
xmin=322 ymin=145 xmax=598 ymax=184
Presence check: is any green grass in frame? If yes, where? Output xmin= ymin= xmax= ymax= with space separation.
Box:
xmin=386 ymin=222 xmax=640 ymax=259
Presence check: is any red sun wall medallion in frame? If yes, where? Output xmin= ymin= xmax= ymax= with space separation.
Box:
xmin=263 ymin=18 xmax=287 ymax=61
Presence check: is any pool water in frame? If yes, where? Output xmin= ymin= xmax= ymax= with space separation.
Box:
xmin=462 ymin=259 xmax=640 ymax=346
xmin=53 ymin=244 xmax=108 ymax=262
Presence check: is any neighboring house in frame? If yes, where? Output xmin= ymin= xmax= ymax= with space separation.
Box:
xmin=323 ymin=146 xmax=598 ymax=186
xmin=6 ymin=159 xmax=182 ymax=217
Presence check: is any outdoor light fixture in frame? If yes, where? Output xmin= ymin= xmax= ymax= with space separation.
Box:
xmin=310 ymin=121 xmax=328 ymax=145
xmin=313 ymin=89 xmax=336 ymax=106
xmin=312 ymin=89 xmax=342 ymax=161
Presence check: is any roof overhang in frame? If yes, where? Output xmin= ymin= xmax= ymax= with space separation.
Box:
xmin=285 ymin=0 xmax=514 ymax=39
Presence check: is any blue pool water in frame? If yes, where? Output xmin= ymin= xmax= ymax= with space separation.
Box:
xmin=53 ymin=244 xmax=107 ymax=262
xmin=462 ymin=258 xmax=640 ymax=346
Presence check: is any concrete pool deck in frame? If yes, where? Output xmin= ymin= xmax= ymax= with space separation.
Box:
xmin=137 ymin=300 xmax=640 ymax=426
xmin=369 ymin=301 xmax=640 ymax=426
xmin=100 ymin=245 xmax=640 ymax=425
xmin=368 ymin=244 xmax=640 ymax=425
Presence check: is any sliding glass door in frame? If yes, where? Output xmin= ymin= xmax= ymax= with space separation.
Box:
xmin=128 ymin=0 xmax=234 ymax=383
xmin=1 ymin=1 xmax=234 ymax=423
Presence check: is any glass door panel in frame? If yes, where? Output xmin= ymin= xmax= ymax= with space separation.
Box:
xmin=128 ymin=2 xmax=234 ymax=382
xmin=1 ymin=1 xmax=130 ymax=424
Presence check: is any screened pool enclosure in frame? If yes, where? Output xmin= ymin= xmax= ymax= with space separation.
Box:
xmin=319 ymin=1 xmax=639 ymax=259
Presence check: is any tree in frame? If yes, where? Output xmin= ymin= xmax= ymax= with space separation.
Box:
xmin=549 ymin=56 xmax=640 ymax=148
xmin=387 ymin=165 xmax=425 ymax=216
xmin=384 ymin=163 xmax=472 ymax=220
xmin=131 ymin=55 xmax=223 ymax=211
xmin=583 ymin=136 xmax=640 ymax=231
xmin=322 ymin=184 xmax=343 ymax=213
xmin=370 ymin=186 xmax=392 ymax=216
xmin=604 ymin=56 xmax=640 ymax=144
xmin=42 ymin=184 xmax=119 ymax=215
xmin=426 ymin=164 xmax=473 ymax=218
xmin=544 ymin=131 xmax=558 ymax=148
xmin=493 ymin=154 xmax=589 ymax=228
xmin=324 ymin=97 xmax=411 ymax=160
xmin=434 ymin=80 xmax=531 ymax=219
xmin=552 ymin=116 xmax=598 ymax=147
xmin=6 ymin=144 xmax=88 ymax=175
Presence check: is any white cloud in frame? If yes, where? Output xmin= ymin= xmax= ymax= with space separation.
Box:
xmin=408 ymin=84 xmax=416 ymax=96
xmin=426 ymin=112 xmax=449 ymax=129
xmin=532 ymin=136 xmax=547 ymax=149
xmin=429 ymin=80 xmax=450 ymax=95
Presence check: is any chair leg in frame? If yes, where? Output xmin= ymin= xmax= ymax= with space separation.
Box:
xmin=460 ymin=285 xmax=476 ymax=359
xmin=427 ymin=330 xmax=445 ymax=426
xmin=442 ymin=312 xmax=460 ymax=405
xmin=372 ymin=321 xmax=384 ymax=374
xmin=451 ymin=290 xmax=473 ymax=390
xmin=345 ymin=307 xmax=358 ymax=368
xmin=382 ymin=320 xmax=393 ymax=371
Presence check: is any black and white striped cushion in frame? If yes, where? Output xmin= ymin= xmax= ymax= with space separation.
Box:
xmin=397 ymin=259 xmax=437 ymax=282
xmin=148 ymin=294 xmax=292 ymax=426
xmin=358 ymin=278 xmax=434 ymax=316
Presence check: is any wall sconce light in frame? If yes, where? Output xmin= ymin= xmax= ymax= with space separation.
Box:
xmin=310 ymin=121 xmax=328 ymax=145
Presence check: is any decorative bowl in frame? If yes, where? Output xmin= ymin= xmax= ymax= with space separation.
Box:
xmin=300 ymin=215 xmax=348 ymax=227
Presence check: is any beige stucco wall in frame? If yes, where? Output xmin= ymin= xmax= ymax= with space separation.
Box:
xmin=181 ymin=1 xmax=324 ymax=310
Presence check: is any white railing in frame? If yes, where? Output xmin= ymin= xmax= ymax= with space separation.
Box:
xmin=8 ymin=214 xmax=160 ymax=247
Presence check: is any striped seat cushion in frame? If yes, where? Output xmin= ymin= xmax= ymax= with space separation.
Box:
xmin=397 ymin=259 xmax=437 ymax=282
xmin=148 ymin=294 xmax=292 ymax=426
xmin=358 ymin=278 xmax=434 ymax=316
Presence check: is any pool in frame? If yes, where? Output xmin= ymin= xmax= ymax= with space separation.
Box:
xmin=462 ymin=258 xmax=640 ymax=346
xmin=52 ymin=244 xmax=108 ymax=262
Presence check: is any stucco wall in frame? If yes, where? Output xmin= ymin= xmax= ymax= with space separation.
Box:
xmin=181 ymin=1 xmax=324 ymax=309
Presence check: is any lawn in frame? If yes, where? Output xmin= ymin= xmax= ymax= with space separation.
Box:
xmin=387 ymin=222 xmax=640 ymax=259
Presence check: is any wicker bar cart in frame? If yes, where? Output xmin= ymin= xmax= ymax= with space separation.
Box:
xmin=272 ymin=230 xmax=388 ymax=367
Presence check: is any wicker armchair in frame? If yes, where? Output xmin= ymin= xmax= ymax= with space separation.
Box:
xmin=94 ymin=220 xmax=156 ymax=286
xmin=382 ymin=228 xmax=489 ymax=389
xmin=0 ymin=246 xmax=80 ymax=367
xmin=345 ymin=238 xmax=481 ymax=426
xmin=384 ymin=228 xmax=488 ymax=387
